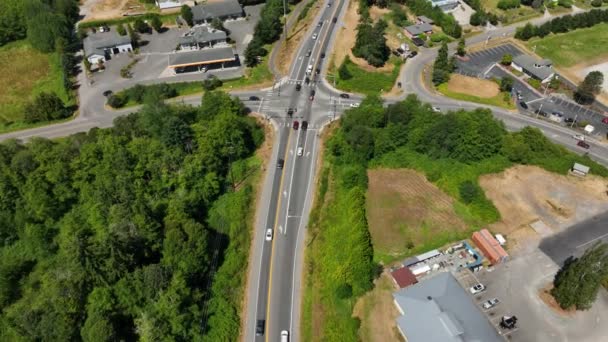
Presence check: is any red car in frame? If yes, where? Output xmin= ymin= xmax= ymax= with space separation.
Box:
xmin=293 ymin=120 xmax=299 ymax=130
xmin=577 ymin=140 xmax=590 ymax=149
xmin=602 ymin=117 xmax=608 ymax=124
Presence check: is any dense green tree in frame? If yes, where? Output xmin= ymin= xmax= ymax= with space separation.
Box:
xmin=127 ymin=23 xmax=139 ymax=47
xmin=116 ymin=23 xmax=127 ymax=36
xmin=552 ymin=243 xmax=608 ymax=310
xmin=352 ymin=20 xmax=390 ymax=67
xmin=575 ymin=71 xmax=604 ymax=104
xmin=432 ymin=42 xmax=452 ymax=85
xmin=500 ymin=77 xmax=514 ymax=92
xmin=133 ymin=18 xmax=149 ymax=34
xmin=457 ymin=36 xmax=466 ymax=56
xmin=150 ymin=15 xmax=163 ymax=33
xmin=181 ymin=5 xmax=193 ymax=26
xmin=501 ymin=53 xmax=513 ymax=65
xmin=24 ymin=93 xmax=68 ymax=123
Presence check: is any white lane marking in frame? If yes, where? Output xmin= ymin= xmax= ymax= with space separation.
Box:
xmin=283 ymin=130 xmax=302 ymax=236
xmin=577 ymin=232 xmax=608 ymax=249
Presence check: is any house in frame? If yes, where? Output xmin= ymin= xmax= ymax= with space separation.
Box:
xmin=404 ymin=23 xmax=433 ymax=39
xmin=84 ymin=30 xmax=132 ymax=66
xmin=428 ymin=0 xmax=460 ymax=12
xmin=417 ymin=15 xmax=434 ymax=25
xmin=178 ymin=26 xmax=228 ymax=50
xmin=393 ymin=272 xmax=503 ymax=342
xmin=512 ymin=55 xmax=555 ymax=83
xmin=191 ymin=0 xmax=244 ymax=24
xmin=391 ymin=267 xmax=418 ymax=288
xmin=472 ymin=229 xmax=509 ymax=265
xmin=168 ymin=46 xmax=237 ymax=73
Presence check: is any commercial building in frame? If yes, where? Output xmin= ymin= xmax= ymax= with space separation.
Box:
xmin=168 ymin=46 xmax=238 ymax=73
xmin=192 ymin=0 xmax=245 ymax=24
xmin=472 ymin=229 xmax=509 ymax=265
xmin=391 ymin=267 xmax=418 ymax=288
xmin=512 ymin=55 xmax=555 ymax=83
xmin=178 ymin=26 xmax=228 ymax=50
xmin=393 ymin=272 xmax=502 ymax=342
xmin=84 ymin=30 xmax=132 ymax=66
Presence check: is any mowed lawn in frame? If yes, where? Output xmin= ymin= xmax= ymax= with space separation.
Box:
xmin=335 ymin=57 xmax=403 ymax=96
xmin=366 ymin=169 xmax=469 ymax=263
xmin=526 ymin=23 xmax=608 ymax=68
xmin=0 ymin=41 xmax=69 ymax=124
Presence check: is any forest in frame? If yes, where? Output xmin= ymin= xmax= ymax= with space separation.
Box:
xmin=0 ymin=90 xmax=264 ymax=341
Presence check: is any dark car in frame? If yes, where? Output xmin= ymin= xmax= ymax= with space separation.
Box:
xmin=565 ymin=117 xmax=577 ymax=124
xmin=256 ymin=320 xmax=265 ymax=336
xmin=408 ymin=51 xmax=418 ymax=58
xmin=519 ymin=101 xmax=528 ymax=109
xmin=320 ymin=52 xmax=326 ymax=58
xmin=578 ymin=140 xmax=590 ymax=149
xmin=305 ymin=76 xmax=310 ymax=85
xmin=332 ymin=17 xmax=338 ymax=23
xmin=305 ymin=49 xmax=312 ymax=57
xmin=249 ymin=96 xmax=260 ymax=101
xmin=339 ymin=93 xmax=350 ymax=99
xmin=287 ymin=108 xmax=294 ymax=116
xmin=309 ymin=90 xmax=316 ymax=101
xmin=293 ymin=120 xmax=299 ymax=130
xmin=315 ymin=67 xmax=320 ymax=75
xmin=295 ymin=82 xmax=302 ymax=91
xmin=302 ymin=121 xmax=308 ymax=130
xmin=317 ymin=21 xmax=323 ymax=27
xmin=103 ymin=90 xmax=113 ymax=97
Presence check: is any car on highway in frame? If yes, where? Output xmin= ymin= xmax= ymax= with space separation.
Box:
xmin=315 ymin=67 xmax=320 ymax=75
xmin=305 ymin=76 xmax=310 ymax=84
xmin=320 ymin=52 xmax=325 ymax=58
xmin=103 ymin=90 xmax=113 ymax=97
xmin=309 ymin=90 xmax=316 ymax=101
xmin=339 ymin=93 xmax=350 ymax=99
xmin=249 ymin=96 xmax=260 ymax=101
xmin=327 ymin=2 xmax=332 ymax=6
xmin=295 ymin=82 xmax=302 ymax=91
xmin=469 ymin=283 xmax=485 ymax=294
xmin=265 ymin=228 xmax=273 ymax=241
xmin=577 ymin=140 xmax=590 ymax=149
xmin=332 ymin=17 xmax=337 ymax=23
xmin=305 ymin=49 xmax=312 ymax=57
xmin=482 ymin=298 xmax=500 ymax=309
xmin=293 ymin=120 xmax=300 ymax=130
xmin=302 ymin=121 xmax=308 ymax=130
xmin=602 ymin=117 xmax=608 ymax=124
xmin=317 ymin=21 xmax=323 ymax=27
xmin=432 ymin=106 xmax=441 ymax=113
xmin=297 ymin=147 xmax=303 ymax=156
xmin=256 ymin=320 xmax=265 ymax=336
xmin=312 ymin=33 xmax=318 ymax=40
xmin=281 ymin=330 xmax=289 ymax=342
xmin=277 ymin=158 xmax=284 ymax=169
xmin=306 ymin=64 xmax=313 ymax=75
xmin=350 ymin=102 xmax=360 ymax=108
xmin=573 ymin=134 xmax=586 ymax=141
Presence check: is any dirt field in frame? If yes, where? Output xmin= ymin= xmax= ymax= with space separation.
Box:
xmin=447 ymin=74 xmax=500 ymax=98
xmin=353 ymin=272 xmax=401 ymax=342
xmin=80 ymin=0 xmax=158 ymax=21
xmin=276 ymin=2 xmax=323 ymax=75
xmin=331 ymin=1 xmax=394 ymax=72
xmin=366 ymin=169 xmax=468 ymax=260
xmin=480 ymin=165 xmax=608 ymax=242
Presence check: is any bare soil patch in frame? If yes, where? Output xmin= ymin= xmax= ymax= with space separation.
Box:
xmin=81 ymin=0 xmax=130 ymax=21
xmin=447 ymin=74 xmax=500 ymax=98
xmin=369 ymin=6 xmax=390 ymax=21
xmin=353 ymin=272 xmax=401 ymax=342
xmin=538 ymin=284 xmax=576 ymax=316
xmin=276 ymin=2 xmax=322 ymax=75
xmin=330 ymin=1 xmax=393 ymax=72
xmin=479 ymin=165 xmax=608 ymax=236
xmin=366 ymin=169 xmax=467 ymax=258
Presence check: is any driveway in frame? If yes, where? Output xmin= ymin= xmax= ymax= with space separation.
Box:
xmin=225 ymin=4 xmax=264 ymax=56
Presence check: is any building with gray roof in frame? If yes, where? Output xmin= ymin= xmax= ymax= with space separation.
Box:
xmin=512 ymin=55 xmax=555 ymax=83
xmin=178 ymin=26 xmax=228 ymax=50
xmin=168 ymin=46 xmax=237 ymax=73
xmin=192 ymin=0 xmax=244 ymax=24
xmin=84 ymin=30 xmax=132 ymax=66
xmin=393 ymin=272 xmax=502 ymax=342
xmin=404 ymin=23 xmax=433 ymax=38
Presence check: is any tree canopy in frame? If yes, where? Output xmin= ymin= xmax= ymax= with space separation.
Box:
xmin=575 ymin=71 xmax=604 ymax=105
xmin=0 ymin=91 xmax=263 ymax=341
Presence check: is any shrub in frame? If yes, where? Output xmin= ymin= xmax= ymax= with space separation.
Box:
xmin=592 ymin=0 xmax=602 ymax=7
xmin=430 ymin=32 xmax=449 ymax=43
xmin=339 ymin=56 xmax=353 ymax=80
xmin=116 ymin=24 xmax=126 ymax=36
xmin=500 ymin=77 xmax=513 ymax=92
xmin=24 ymin=93 xmax=69 ymax=123
xmin=527 ymin=78 xmax=541 ymax=90
xmin=459 ymin=180 xmax=481 ymax=204
xmin=501 ymin=53 xmax=513 ymax=66
xmin=202 ymin=77 xmax=223 ymax=91
xmin=107 ymin=94 xmax=126 ymax=108
xmin=497 ymin=0 xmax=521 ymax=9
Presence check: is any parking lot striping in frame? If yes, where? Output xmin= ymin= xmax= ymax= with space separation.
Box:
xmin=576 ymin=232 xmax=608 ymax=249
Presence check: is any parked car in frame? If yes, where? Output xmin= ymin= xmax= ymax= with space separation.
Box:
xmin=265 ymin=228 xmax=273 ymax=241
xmin=305 ymin=76 xmax=310 ymax=85
xmin=249 ymin=96 xmax=260 ymax=101
xmin=602 ymin=117 xmax=608 ymax=124
xmin=519 ymin=101 xmax=528 ymax=109
xmin=293 ymin=120 xmax=300 ymax=130
xmin=339 ymin=93 xmax=350 ymax=99
xmin=408 ymin=51 xmax=418 ymax=58
xmin=469 ymin=283 xmax=486 ymax=294
xmin=103 ymin=90 xmax=113 ymax=97
xmin=302 ymin=121 xmax=308 ymax=130
xmin=577 ymin=140 xmax=590 ymax=149
xmin=432 ymin=106 xmax=441 ymax=113
xmin=317 ymin=21 xmax=323 ymax=27
xmin=297 ymin=147 xmax=303 ymax=156
xmin=350 ymin=102 xmax=360 ymax=108
xmin=565 ymin=117 xmax=577 ymax=124
xmin=500 ymin=316 xmax=518 ymax=330
xmin=277 ymin=158 xmax=284 ymax=169
xmin=573 ymin=134 xmax=585 ymax=141
xmin=287 ymin=108 xmax=294 ymax=116
xmin=482 ymin=298 xmax=500 ymax=309
xmin=256 ymin=320 xmax=265 ymax=336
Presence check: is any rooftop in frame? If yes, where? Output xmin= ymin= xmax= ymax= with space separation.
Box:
xmin=391 ymin=267 xmax=418 ymax=288
xmin=192 ymin=0 xmax=243 ymax=22
xmin=405 ymin=23 xmax=433 ymax=35
xmin=417 ymin=15 xmax=434 ymax=24
xmin=168 ymin=46 xmax=236 ymax=67
xmin=84 ymin=30 xmax=132 ymax=57
xmin=393 ymin=272 xmax=502 ymax=342
xmin=179 ymin=26 xmax=227 ymax=45
xmin=513 ymin=54 xmax=554 ymax=80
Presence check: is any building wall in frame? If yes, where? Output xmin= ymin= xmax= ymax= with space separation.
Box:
xmin=115 ymin=43 xmax=133 ymax=54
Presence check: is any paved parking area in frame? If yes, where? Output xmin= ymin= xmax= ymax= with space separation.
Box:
xmin=456 ymin=44 xmax=523 ymax=78
xmin=525 ymin=96 xmax=608 ymax=137
xmin=225 ymin=4 xmax=263 ymax=56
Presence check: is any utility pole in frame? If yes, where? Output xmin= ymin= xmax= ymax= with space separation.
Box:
xmin=571 ymin=113 xmax=578 ymax=128
xmin=536 ymin=103 xmax=543 ymax=119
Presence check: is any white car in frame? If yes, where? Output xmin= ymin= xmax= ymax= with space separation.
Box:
xmin=432 ymin=106 xmax=441 ymax=113
xmin=573 ymin=134 xmax=585 ymax=141
xmin=281 ymin=330 xmax=289 ymax=342
xmin=297 ymin=147 xmax=303 ymax=156
xmin=265 ymin=228 xmax=273 ymax=241
xmin=312 ymin=33 xmax=318 ymax=40
xmin=469 ymin=283 xmax=486 ymax=294
xmin=482 ymin=298 xmax=500 ymax=309
xmin=350 ymin=103 xmax=360 ymax=108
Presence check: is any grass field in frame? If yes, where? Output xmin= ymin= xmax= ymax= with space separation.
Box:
xmin=437 ymin=77 xmax=515 ymax=110
xmin=0 ymin=41 xmax=71 ymax=127
xmin=367 ymin=169 xmax=470 ymax=263
xmin=481 ymin=0 xmax=542 ymax=24
xmin=526 ymin=23 xmax=608 ymax=68
xmin=335 ymin=57 xmax=403 ymax=96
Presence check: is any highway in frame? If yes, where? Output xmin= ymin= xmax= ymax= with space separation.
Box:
xmin=2 ymin=2 xmax=608 ymax=342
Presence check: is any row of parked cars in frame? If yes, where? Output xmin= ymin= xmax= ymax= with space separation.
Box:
xmin=469 ymin=282 xmax=518 ymax=330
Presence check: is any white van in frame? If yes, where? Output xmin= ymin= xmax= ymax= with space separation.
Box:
xmin=306 ymin=64 xmax=313 ymax=75
xmin=281 ymin=330 xmax=289 ymax=342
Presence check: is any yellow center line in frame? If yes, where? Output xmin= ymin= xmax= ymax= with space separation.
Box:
xmin=265 ymin=128 xmax=293 ymax=342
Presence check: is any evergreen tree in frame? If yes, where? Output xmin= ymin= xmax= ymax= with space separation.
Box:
xmin=181 ymin=5 xmax=193 ymax=26
xmin=127 ymin=23 xmax=139 ymax=48
xmin=575 ymin=71 xmax=604 ymax=105
xmin=116 ymin=23 xmax=127 ymax=36
xmin=552 ymin=243 xmax=608 ymax=310
xmin=150 ymin=16 xmax=163 ymax=33
xmin=432 ymin=42 xmax=450 ymax=85
xmin=457 ymin=36 xmax=466 ymax=57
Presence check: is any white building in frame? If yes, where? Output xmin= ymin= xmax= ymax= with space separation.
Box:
xmin=84 ymin=30 xmax=132 ymax=67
